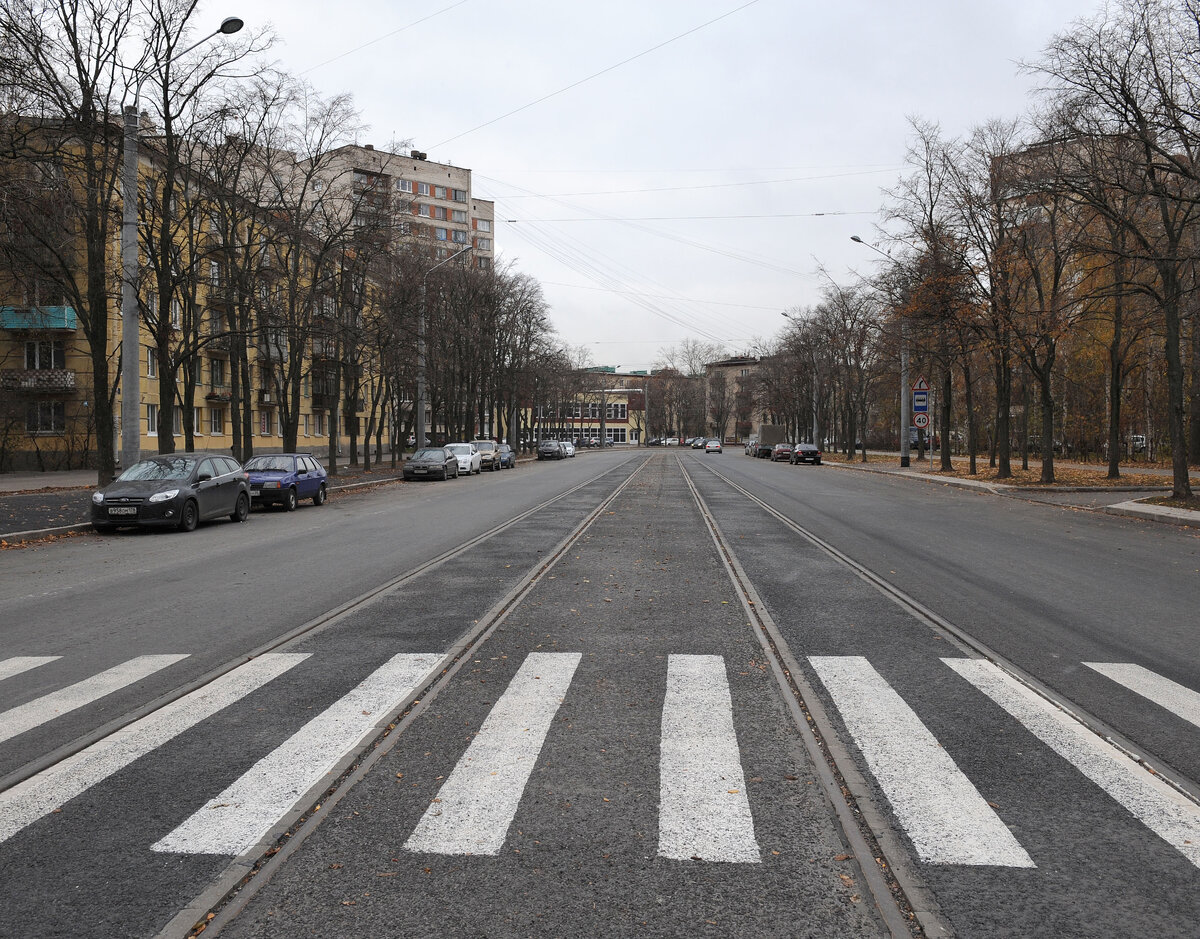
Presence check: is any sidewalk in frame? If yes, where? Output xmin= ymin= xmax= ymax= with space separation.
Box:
xmin=827 ymin=453 xmax=1200 ymax=529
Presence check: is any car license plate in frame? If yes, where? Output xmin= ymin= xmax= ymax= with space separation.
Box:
xmin=250 ymin=488 xmax=260 ymax=496
xmin=108 ymin=506 xmax=137 ymax=516
xmin=415 ymin=468 xmax=427 ymax=474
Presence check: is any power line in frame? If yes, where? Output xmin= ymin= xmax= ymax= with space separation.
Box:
xmin=503 ymin=211 xmax=874 ymax=222
xmin=299 ymin=0 xmax=473 ymax=75
xmin=432 ymin=0 xmax=762 ymax=148
xmin=486 ymin=167 xmax=901 ymax=198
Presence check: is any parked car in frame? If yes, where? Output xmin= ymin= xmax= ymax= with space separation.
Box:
xmin=745 ymin=439 xmax=757 ymax=455
xmin=497 ymin=443 xmax=516 ymax=469
xmin=704 ymin=438 xmax=722 ymax=453
xmin=538 ymin=439 xmax=564 ymax=460
xmin=790 ymin=443 xmax=822 ymax=465
xmin=91 ymin=454 xmax=250 ymax=533
xmin=447 ymin=442 xmax=482 ymax=475
xmin=561 ymin=441 xmax=576 ymax=458
xmin=243 ymin=453 xmax=328 ymax=510
xmin=690 ymin=437 xmax=707 ymax=449
xmin=404 ymin=447 xmax=459 ymax=480
xmin=770 ymin=442 xmax=794 ymax=462
xmin=474 ymin=439 xmax=501 ymax=471
xmin=664 ymin=437 xmax=680 ymax=446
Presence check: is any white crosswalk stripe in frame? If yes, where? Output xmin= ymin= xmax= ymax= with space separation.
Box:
xmin=0 ymin=656 xmax=60 ymax=683
xmin=0 ymin=655 xmax=189 ymax=746
xmin=153 ymin=652 xmax=442 ymax=856
xmin=945 ymin=658 xmax=1200 ymax=870
xmin=810 ymin=655 xmax=1034 ymax=867
xmin=0 ymin=653 xmax=307 ymax=845
xmin=1084 ymin=662 xmax=1200 ymax=730
xmin=658 ymin=653 xmax=759 ymax=863
xmin=405 ymin=651 xmax=582 ymax=856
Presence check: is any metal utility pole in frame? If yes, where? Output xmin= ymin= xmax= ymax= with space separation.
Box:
xmin=416 ymin=245 xmax=472 ymax=452
xmin=119 ymin=16 xmax=244 ymax=472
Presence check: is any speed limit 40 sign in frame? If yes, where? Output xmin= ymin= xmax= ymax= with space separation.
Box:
xmin=914 ymin=413 xmax=930 ymax=429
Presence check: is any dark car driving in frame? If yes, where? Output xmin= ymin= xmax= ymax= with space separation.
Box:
xmin=243 ymin=453 xmax=328 ymax=510
xmin=404 ymin=447 xmax=459 ymax=480
xmin=537 ymin=439 xmax=564 ymax=460
xmin=91 ymin=455 xmax=250 ymax=532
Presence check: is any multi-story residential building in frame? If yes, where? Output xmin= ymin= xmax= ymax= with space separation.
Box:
xmin=704 ymin=355 xmax=759 ymax=442
xmin=0 ymin=138 xmax=497 ymax=472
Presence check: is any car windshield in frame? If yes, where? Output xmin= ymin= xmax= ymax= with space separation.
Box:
xmin=244 ymin=457 xmax=294 ymax=473
xmin=413 ymin=449 xmax=444 ymax=460
xmin=447 ymin=444 xmax=472 ymax=455
xmin=118 ymin=457 xmax=197 ymax=481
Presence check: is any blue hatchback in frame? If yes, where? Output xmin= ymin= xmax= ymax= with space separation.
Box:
xmin=243 ymin=453 xmax=328 ymax=511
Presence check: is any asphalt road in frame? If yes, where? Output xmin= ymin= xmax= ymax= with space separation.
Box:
xmin=0 ymin=449 xmax=1197 ymax=938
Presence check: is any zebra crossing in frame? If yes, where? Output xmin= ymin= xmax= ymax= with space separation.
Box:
xmin=1 ymin=650 xmax=1199 ymax=872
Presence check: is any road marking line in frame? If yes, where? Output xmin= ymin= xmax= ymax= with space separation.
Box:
xmin=405 ymin=651 xmax=581 ymax=856
xmin=152 ymin=652 xmax=441 ymax=856
xmin=0 ymin=656 xmax=60 ymax=683
xmin=1084 ymin=662 xmax=1200 ymax=729
xmin=0 ymin=654 xmax=190 ymax=746
xmin=945 ymin=658 xmax=1200 ymax=869
xmin=658 ymin=654 xmax=759 ymax=863
xmin=811 ymin=655 xmax=1034 ymax=867
xmin=0 ymin=653 xmax=307 ymax=844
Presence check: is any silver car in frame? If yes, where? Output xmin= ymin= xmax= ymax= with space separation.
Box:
xmin=446 ymin=442 xmax=482 ymax=475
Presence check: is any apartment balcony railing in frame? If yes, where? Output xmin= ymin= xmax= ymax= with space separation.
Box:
xmin=257 ymin=389 xmax=277 ymax=406
xmin=205 ymin=383 xmax=232 ymax=402
xmin=0 ymin=368 xmax=77 ymax=393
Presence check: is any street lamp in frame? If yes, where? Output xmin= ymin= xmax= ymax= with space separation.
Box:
xmin=850 ymin=235 xmax=910 ymax=467
xmin=120 ymin=17 xmax=244 ymax=472
xmin=416 ymin=244 xmax=472 ymax=452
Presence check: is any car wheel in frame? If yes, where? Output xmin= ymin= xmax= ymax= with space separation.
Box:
xmin=177 ymin=499 xmax=199 ymax=532
xmin=230 ymin=492 xmax=250 ymax=523
xmin=284 ymin=487 xmax=297 ymax=511
xmin=313 ymin=484 xmax=327 ymax=506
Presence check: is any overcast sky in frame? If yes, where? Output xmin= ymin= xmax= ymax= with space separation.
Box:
xmin=243 ymin=0 xmax=1102 ymax=371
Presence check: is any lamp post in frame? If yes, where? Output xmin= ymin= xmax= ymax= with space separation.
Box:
xmin=120 ymin=17 xmax=243 ymax=472
xmin=850 ymin=235 xmax=910 ymax=467
xmin=416 ymin=244 xmax=472 ymax=452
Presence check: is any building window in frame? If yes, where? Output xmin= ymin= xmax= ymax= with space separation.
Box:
xmin=25 ymin=400 xmax=65 ymax=434
xmin=434 ymin=228 xmax=448 ymax=241
xmin=417 ymin=204 xmax=432 ymax=217
xmin=303 ymin=413 xmax=310 ymax=436
xmin=209 ymin=408 xmax=223 ymax=435
xmin=434 ymin=206 xmax=447 ymax=220
xmin=174 ymin=408 xmax=182 ymax=435
xmin=396 ymin=178 xmax=413 ymax=193
xmin=170 ymin=300 xmax=181 ymax=329
xmin=606 ymin=402 xmax=628 ymax=421
xmin=147 ymin=348 xmax=157 ymax=378
xmin=147 ymin=403 xmax=158 ymax=435
xmin=476 ymin=218 xmax=492 ymax=232
xmin=25 ymin=340 xmax=65 ymax=370
xmin=260 ymin=411 xmax=270 ymax=435
xmin=451 ymin=209 xmax=467 ymax=223
xmin=452 ymin=188 xmax=467 ymax=202
xmin=314 ymin=411 xmax=325 ymax=436
xmin=434 ymin=185 xmax=446 ymax=199
xmin=452 ymin=229 xmax=468 ymax=244
xmin=193 ymin=407 xmax=204 ymax=435
xmin=475 ymin=237 xmax=491 ymax=250
xmin=417 ymin=182 xmax=430 ymax=196
xmin=211 ymin=357 xmax=226 ymax=387
xmin=478 ymin=256 xmax=491 ymax=270
xmin=606 ymin=427 xmax=627 ymax=443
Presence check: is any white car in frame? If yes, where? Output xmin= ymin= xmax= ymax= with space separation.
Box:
xmin=561 ymin=441 xmax=576 ymax=458
xmin=446 ymin=442 xmax=482 ymax=475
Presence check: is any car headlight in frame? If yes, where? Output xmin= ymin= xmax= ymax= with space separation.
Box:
xmin=92 ymin=491 xmax=104 ymax=504
xmin=149 ymin=489 xmax=179 ymax=503
xmin=263 ymin=481 xmax=280 ymax=489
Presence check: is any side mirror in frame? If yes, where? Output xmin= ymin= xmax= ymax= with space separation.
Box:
xmin=197 ymin=473 xmax=212 ymax=482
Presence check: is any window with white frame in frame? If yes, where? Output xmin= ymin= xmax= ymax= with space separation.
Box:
xmin=193 ymin=407 xmax=204 ymax=434
xmin=478 ymin=256 xmax=491 ymax=270
xmin=260 ymin=411 xmax=270 ymax=435
xmin=25 ymin=340 xmax=65 ymax=369
xmin=452 ymin=230 xmax=468 ymax=243
xmin=434 ymin=185 xmax=446 ymax=199
xmin=417 ymin=204 xmax=432 ymax=217
xmin=277 ymin=412 xmax=284 ymax=436
xmin=147 ymin=348 xmax=157 ymax=378
xmin=147 ymin=403 xmax=158 ymax=435
xmin=606 ymin=427 xmax=627 ymax=443
xmin=396 ymin=178 xmax=413 ymax=193
xmin=606 ymin=402 xmax=627 ymax=421
xmin=417 ymin=182 xmax=430 ymax=196
xmin=475 ymin=237 xmax=491 ymax=251
xmin=451 ymin=209 xmax=467 ymax=223
xmin=452 ymin=188 xmax=467 ymax=202
xmin=434 ymin=206 xmax=447 ymax=220
xmin=314 ymin=411 xmax=325 ymax=436
xmin=476 ymin=218 xmax=492 ymax=232
xmin=209 ymin=408 xmax=223 ymax=435
xmin=434 ymin=228 xmax=448 ymax=241
xmin=25 ymin=400 xmax=65 ymax=434
xmin=303 ymin=413 xmax=310 ymax=436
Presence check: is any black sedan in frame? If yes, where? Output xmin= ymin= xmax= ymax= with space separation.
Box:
xmin=91 ymin=455 xmax=250 ymax=532
xmin=403 ymin=447 xmax=460 ymax=481
xmin=790 ymin=443 xmax=823 ymax=465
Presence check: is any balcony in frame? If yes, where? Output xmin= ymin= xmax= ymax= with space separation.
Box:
xmin=0 ymin=306 xmax=77 ymax=331
xmin=310 ymin=391 xmax=335 ymax=411
xmin=206 ymin=383 xmax=232 ymax=403
xmin=0 ymin=368 xmax=77 ymax=393
xmin=257 ymin=389 xmax=276 ymax=406
xmin=312 ymin=335 xmax=338 ymax=360
xmin=205 ymin=282 xmax=238 ymax=306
